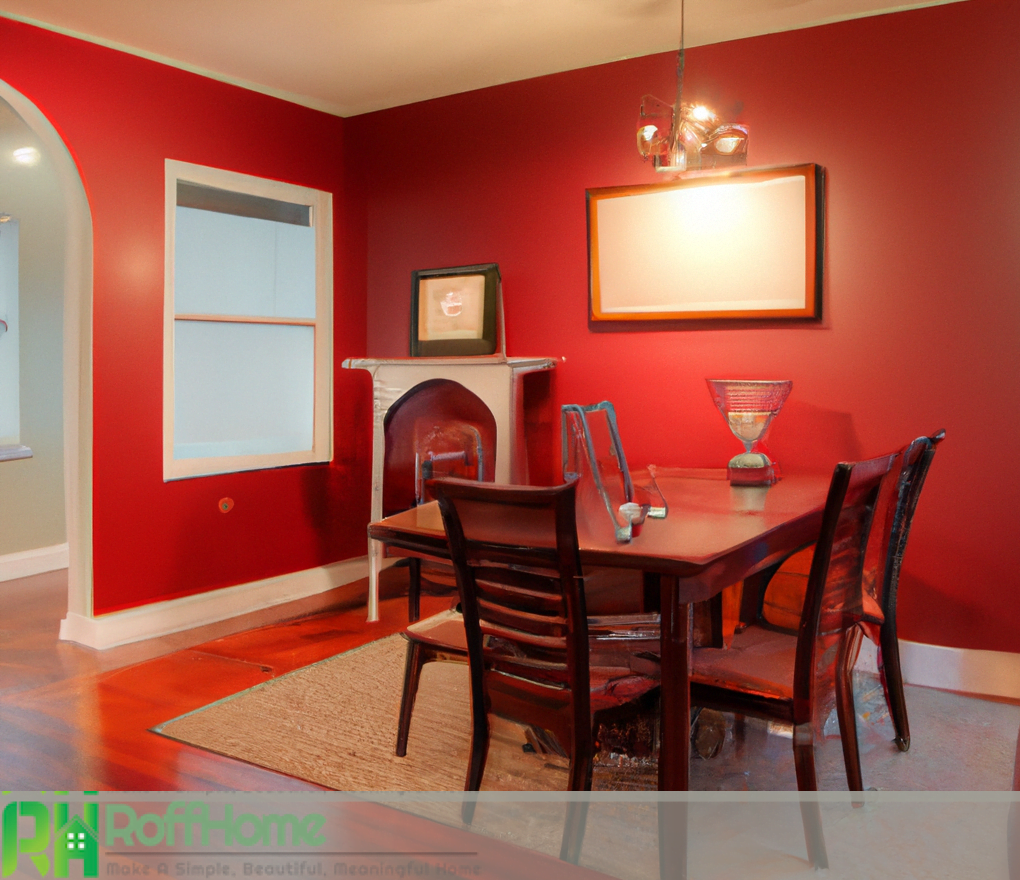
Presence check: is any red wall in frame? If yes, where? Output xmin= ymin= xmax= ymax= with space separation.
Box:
xmin=347 ymin=0 xmax=1020 ymax=652
xmin=2 ymin=18 xmax=372 ymax=613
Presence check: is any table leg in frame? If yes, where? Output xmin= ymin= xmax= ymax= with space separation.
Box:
xmin=658 ymin=801 xmax=688 ymax=880
xmin=658 ymin=575 xmax=691 ymax=790
xmin=367 ymin=537 xmax=383 ymax=622
xmin=657 ymin=574 xmax=691 ymax=880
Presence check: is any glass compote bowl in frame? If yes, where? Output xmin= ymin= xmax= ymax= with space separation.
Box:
xmin=706 ymin=379 xmax=793 ymax=485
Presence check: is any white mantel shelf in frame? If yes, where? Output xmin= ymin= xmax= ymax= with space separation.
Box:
xmin=342 ymin=355 xmax=556 ymax=619
xmin=342 ymin=355 xmax=556 ymax=369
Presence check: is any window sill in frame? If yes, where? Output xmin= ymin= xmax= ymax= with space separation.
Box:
xmin=0 ymin=445 xmax=33 ymax=462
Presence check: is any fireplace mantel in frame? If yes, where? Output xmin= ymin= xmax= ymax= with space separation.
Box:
xmin=342 ymin=355 xmax=556 ymax=619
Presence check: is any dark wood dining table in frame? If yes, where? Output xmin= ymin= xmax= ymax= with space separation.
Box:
xmin=368 ymin=467 xmax=831 ymax=796
xmin=369 ymin=468 xmax=831 ymax=878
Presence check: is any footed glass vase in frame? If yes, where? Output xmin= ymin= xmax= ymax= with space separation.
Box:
xmin=706 ymin=379 xmax=792 ymax=485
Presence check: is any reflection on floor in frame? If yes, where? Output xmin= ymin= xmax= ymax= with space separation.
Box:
xmin=450 ymin=672 xmax=1019 ymax=879
xmin=684 ymin=671 xmax=1019 ymax=792
xmin=2 ymin=564 xmax=1017 ymax=878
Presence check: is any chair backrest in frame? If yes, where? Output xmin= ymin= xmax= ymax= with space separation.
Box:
xmin=793 ymin=452 xmax=900 ymax=716
xmin=429 ymin=477 xmax=592 ymax=730
xmin=877 ymin=429 xmax=945 ymax=621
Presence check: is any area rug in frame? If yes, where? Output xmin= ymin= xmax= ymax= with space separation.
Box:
xmin=154 ymin=635 xmax=1020 ymax=880
xmin=154 ymin=634 xmax=655 ymax=792
xmin=155 ymin=633 xmax=1019 ymax=794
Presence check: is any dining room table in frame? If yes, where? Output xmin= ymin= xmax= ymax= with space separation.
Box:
xmin=367 ymin=467 xmax=832 ymax=877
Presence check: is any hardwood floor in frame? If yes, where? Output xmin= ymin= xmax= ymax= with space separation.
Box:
xmin=0 ymin=568 xmax=614 ymax=880
xmin=0 ymin=565 xmax=451 ymax=790
xmin=3 ymin=566 xmax=1017 ymax=880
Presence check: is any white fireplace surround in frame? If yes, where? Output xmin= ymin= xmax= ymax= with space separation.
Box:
xmin=342 ymin=355 xmax=555 ymax=619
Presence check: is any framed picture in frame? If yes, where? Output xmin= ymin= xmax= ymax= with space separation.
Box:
xmin=410 ymin=263 xmax=500 ymax=357
xmin=587 ymin=164 xmax=824 ymax=323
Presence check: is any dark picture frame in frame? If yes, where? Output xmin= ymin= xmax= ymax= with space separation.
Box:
xmin=587 ymin=164 xmax=824 ymax=323
xmin=410 ymin=263 xmax=500 ymax=357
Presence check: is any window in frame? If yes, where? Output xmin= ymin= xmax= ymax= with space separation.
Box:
xmin=0 ymin=216 xmax=19 ymax=447
xmin=164 ymin=160 xmax=332 ymax=479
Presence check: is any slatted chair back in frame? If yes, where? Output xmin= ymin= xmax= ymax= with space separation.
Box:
xmin=431 ymin=478 xmax=592 ymax=731
xmin=878 ymin=430 xmax=945 ymax=622
xmin=793 ymin=452 xmax=899 ymax=721
xmin=424 ymin=477 xmax=657 ymax=864
xmin=859 ymin=429 xmax=945 ymax=749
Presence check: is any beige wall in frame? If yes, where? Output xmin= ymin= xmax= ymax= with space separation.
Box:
xmin=0 ymin=96 xmax=66 ymax=554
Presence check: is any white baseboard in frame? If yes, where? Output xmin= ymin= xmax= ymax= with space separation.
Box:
xmin=59 ymin=557 xmax=369 ymax=650
xmin=856 ymin=637 xmax=1020 ymax=701
xmin=900 ymin=639 xmax=1020 ymax=702
xmin=51 ymin=555 xmax=1020 ymax=699
xmin=0 ymin=543 xmax=69 ymax=582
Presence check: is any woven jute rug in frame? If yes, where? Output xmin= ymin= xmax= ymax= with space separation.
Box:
xmin=154 ymin=634 xmax=656 ymax=792
xmin=153 ymin=636 xmax=1020 ymax=879
xmin=154 ymin=634 xmax=661 ymax=872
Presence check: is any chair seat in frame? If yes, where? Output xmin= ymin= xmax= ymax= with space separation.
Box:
xmin=405 ymin=608 xmax=658 ymax=716
xmin=691 ymin=624 xmax=797 ymax=701
xmin=589 ymin=667 xmax=659 ymax=713
xmin=404 ymin=607 xmax=467 ymax=651
xmin=407 ymin=608 xmax=661 ymax=680
xmin=487 ymin=663 xmax=659 ymax=720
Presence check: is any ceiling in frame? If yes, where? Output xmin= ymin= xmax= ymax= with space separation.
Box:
xmin=0 ymin=0 xmax=962 ymax=117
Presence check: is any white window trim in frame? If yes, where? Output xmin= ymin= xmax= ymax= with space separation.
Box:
xmin=163 ymin=159 xmax=333 ymax=480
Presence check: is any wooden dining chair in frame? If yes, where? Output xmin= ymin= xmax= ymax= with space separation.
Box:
xmin=395 ymin=566 xmax=652 ymax=760
xmin=865 ymin=429 xmax=945 ymax=752
xmin=686 ymin=451 xmax=900 ymax=865
xmin=395 ymin=402 xmax=656 ymax=759
xmin=744 ymin=429 xmax=944 ymax=754
xmin=416 ymin=477 xmax=659 ymax=863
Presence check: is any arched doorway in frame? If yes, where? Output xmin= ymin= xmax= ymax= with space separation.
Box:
xmin=0 ymin=80 xmax=94 ymax=626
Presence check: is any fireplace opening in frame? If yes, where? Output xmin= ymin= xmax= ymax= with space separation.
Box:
xmin=382 ymin=379 xmax=497 ymax=516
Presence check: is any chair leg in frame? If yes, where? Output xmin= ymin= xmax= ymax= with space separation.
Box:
xmin=560 ymin=797 xmax=590 ymax=864
xmin=407 ymin=557 xmax=422 ymax=622
xmin=1009 ymin=800 xmax=1019 ymax=880
xmin=732 ymin=712 xmax=747 ymax=758
xmin=560 ymin=745 xmax=594 ymax=863
xmin=792 ymin=722 xmax=828 ymax=870
xmin=836 ymin=627 xmax=865 ymax=803
xmin=879 ymin=621 xmax=911 ymax=751
xmin=395 ymin=640 xmax=427 ymax=757
xmin=461 ymin=710 xmax=490 ymax=826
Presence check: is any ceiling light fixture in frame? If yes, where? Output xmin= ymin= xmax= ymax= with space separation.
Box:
xmin=636 ymin=0 xmax=748 ymax=174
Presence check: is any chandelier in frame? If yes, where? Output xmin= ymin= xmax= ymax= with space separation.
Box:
xmin=636 ymin=0 xmax=748 ymax=174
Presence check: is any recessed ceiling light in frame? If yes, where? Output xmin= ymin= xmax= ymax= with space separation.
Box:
xmin=13 ymin=147 xmax=40 ymax=166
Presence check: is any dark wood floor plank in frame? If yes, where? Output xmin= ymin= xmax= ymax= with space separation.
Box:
xmin=0 ymin=567 xmax=432 ymax=790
